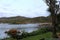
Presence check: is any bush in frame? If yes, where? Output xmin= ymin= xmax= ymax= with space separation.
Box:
xmin=21 ymin=27 xmax=51 ymax=38
xmin=5 ymin=29 xmax=21 ymax=39
xmin=29 ymin=27 xmax=51 ymax=36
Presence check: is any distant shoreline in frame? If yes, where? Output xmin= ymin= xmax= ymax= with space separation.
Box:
xmin=0 ymin=22 xmax=52 ymax=25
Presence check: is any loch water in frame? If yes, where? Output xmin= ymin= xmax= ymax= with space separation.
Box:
xmin=0 ymin=23 xmax=39 ymax=39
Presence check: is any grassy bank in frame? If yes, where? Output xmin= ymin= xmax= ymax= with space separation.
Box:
xmin=2 ymin=27 xmax=53 ymax=40
xmin=2 ymin=32 xmax=52 ymax=40
xmin=21 ymin=32 xmax=52 ymax=40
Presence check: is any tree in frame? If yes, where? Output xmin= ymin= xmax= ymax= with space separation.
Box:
xmin=57 ymin=13 xmax=60 ymax=24
xmin=45 ymin=0 xmax=59 ymax=38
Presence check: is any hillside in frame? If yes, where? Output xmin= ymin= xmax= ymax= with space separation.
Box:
xmin=0 ymin=16 xmax=51 ymax=24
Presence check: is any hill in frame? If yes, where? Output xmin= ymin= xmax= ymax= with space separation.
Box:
xmin=0 ymin=16 xmax=51 ymax=24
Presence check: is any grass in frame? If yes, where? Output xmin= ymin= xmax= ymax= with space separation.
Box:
xmin=2 ymin=32 xmax=52 ymax=40
xmin=21 ymin=32 xmax=52 ymax=40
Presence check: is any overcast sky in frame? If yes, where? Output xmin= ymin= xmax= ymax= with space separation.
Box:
xmin=0 ymin=0 xmax=50 ymax=18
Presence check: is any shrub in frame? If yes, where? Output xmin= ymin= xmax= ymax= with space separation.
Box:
xmin=5 ymin=29 xmax=21 ymax=39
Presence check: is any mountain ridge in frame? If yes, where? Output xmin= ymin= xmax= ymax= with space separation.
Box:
xmin=0 ymin=16 xmax=51 ymax=24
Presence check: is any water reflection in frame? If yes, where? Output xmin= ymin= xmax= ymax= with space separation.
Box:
xmin=0 ymin=23 xmax=39 ymax=39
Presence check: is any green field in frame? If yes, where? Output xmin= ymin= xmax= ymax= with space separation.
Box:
xmin=21 ymin=32 xmax=52 ymax=40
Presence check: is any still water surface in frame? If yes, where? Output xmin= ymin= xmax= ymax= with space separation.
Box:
xmin=0 ymin=23 xmax=39 ymax=39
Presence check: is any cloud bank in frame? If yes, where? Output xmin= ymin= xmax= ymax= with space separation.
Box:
xmin=0 ymin=0 xmax=49 ymax=18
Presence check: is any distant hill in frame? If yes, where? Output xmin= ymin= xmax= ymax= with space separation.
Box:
xmin=0 ymin=16 xmax=51 ymax=24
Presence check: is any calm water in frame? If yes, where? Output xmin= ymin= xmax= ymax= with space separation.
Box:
xmin=0 ymin=23 xmax=39 ymax=39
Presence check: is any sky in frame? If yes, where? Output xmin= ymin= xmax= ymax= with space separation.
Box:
xmin=0 ymin=0 xmax=49 ymax=18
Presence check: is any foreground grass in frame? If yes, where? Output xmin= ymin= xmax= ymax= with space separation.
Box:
xmin=2 ymin=32 xmax=52 ymax=40
xmin=21 ymin=32 xmax=52 ymax=40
